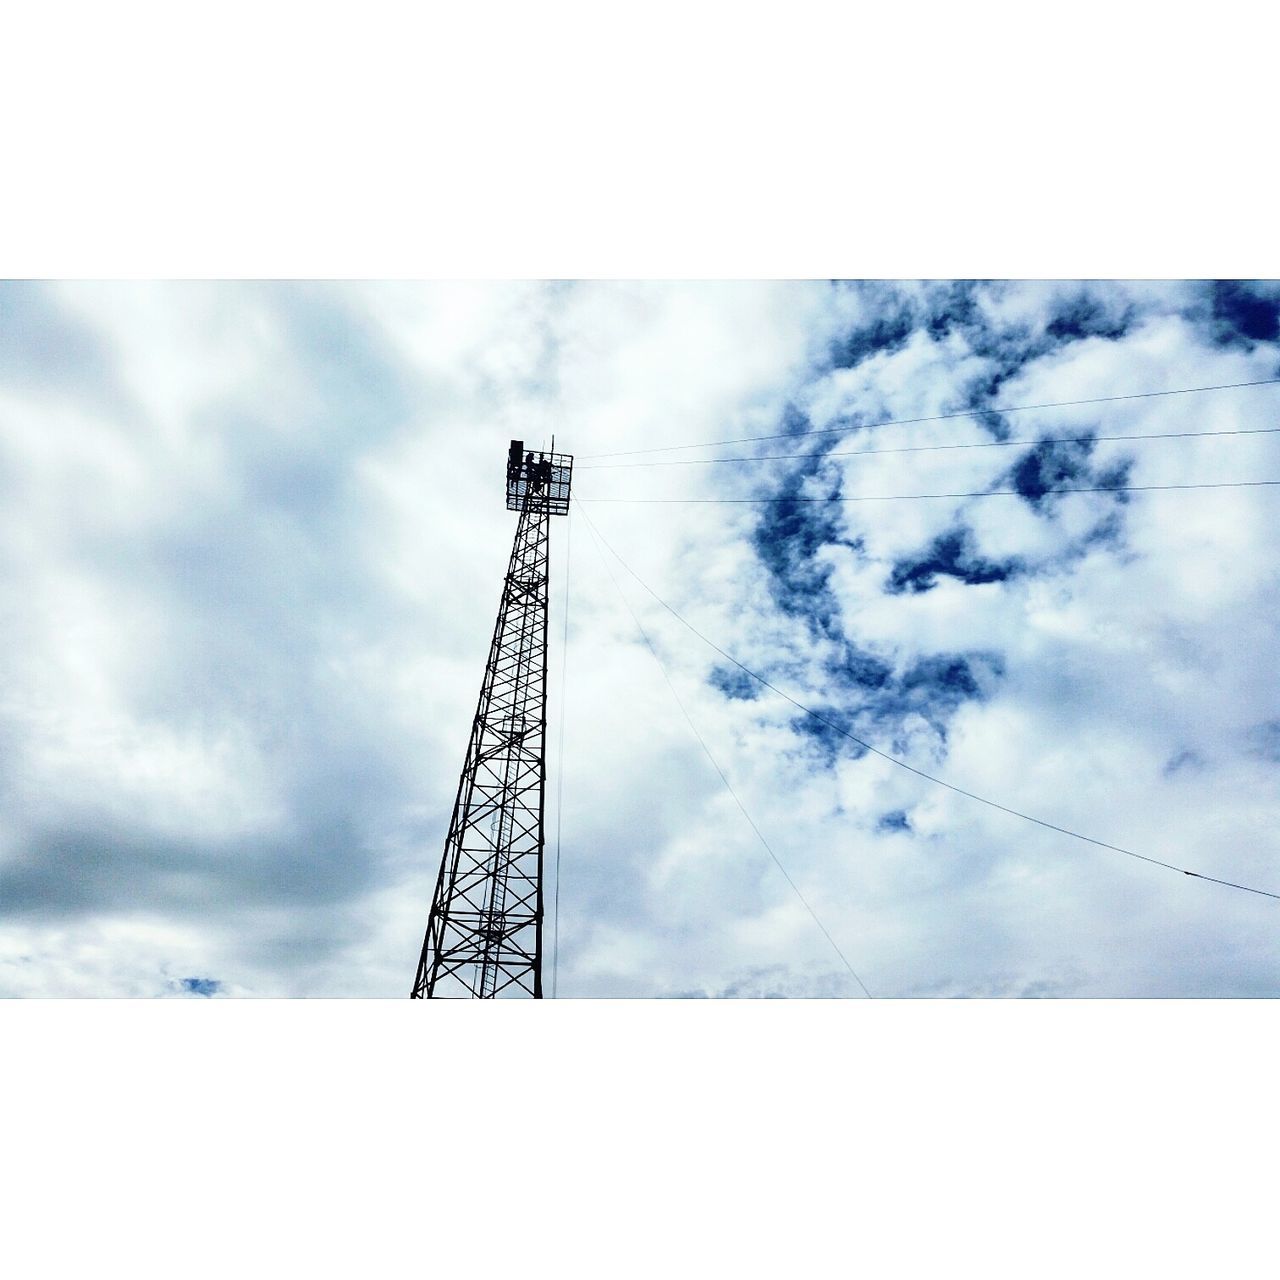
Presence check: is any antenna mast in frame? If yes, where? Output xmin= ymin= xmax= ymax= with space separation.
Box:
xmin=411 ymin=441 xmax=573 ymax=997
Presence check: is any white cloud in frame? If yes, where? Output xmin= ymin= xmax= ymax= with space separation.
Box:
xmin=1 ymin=280 xmax=1277 ymax=997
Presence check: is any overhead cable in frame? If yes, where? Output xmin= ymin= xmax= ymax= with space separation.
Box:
xmin=576 ymin=500 xmax=875 ymax=996
xmin=552 ymin=506 xmax=572 ymax=999
xmin=580 ymin=376 xmax=1280 ymax=459
xmin=577 ymin=425 xmax=1280 ymax=470
xmin=578 ymin=508 xmax=1280 ymax=903
xmin=577 ymin=479 xmax=1280 ymax=505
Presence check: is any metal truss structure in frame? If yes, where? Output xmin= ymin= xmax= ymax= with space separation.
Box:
xmin=411 ymin=442 xmax=573 ymax=998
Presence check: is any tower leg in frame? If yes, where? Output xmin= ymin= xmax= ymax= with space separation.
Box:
xmin=412 ymin=501 xmax=551 ymax=998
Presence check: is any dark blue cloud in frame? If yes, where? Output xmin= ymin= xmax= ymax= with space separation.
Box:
xmin=818 ymin=283 xmax=1143 ymax=454
xmin=750 ymin=440 xmax=848 ymax=633
xmin=1163 ymin=748 xmax=1204 ymax=777
xmin=747 ymin=282 xmax=1147 ymax=782
xmin=181 ymin=977 xmax=221 ymax=997
xmin=1206 ymin=280 xmax=1280 ymax=349
xmin=921 ymin=281 xmax=1049 ymax=437
xmin=887 ymin=526 xmax=1021 ymax=595
xmin=916 ymin=282 xmax=1059 ymax=439
xmin=877 ymin=809 xmax=911 ymax=833
xmin=1002 ymin=434 xmax=1132 ymax=509
xmin=1246 ymin=720 xmax=1280 ymax=762
xmin=1046 ymin=291 xmax=1133 ymax=343
xmin=848 ymin=651 xmax=1005 ymax=754
xmin=789 ymin=705 xmax=870 ymax=766
xmin=894 ymin=654 xmax=997 ymax=736
xmin=1078 ymin=509 xmax=1126 ymax=552
xmin=709 ymin=664 xmax=760 ymax=701
xmin=922 ymin=280 xmax=983 ymax=342
xmin=751 ymin=291 xmax=1043 ymax=769
xmin=825 ymin=279 xmax=1083 ymax=383
xmin=827 ymin=283 xmax=917 ymax=369
xmin=922 ymin=283 xmax=1131 ymax=439
xmin=789 ymin=651 xmax=1003 ymax=764
xmin=832 ymin=640 xmax=892 ymax=691
xmin=775 ymin=401 xmax=814 ymax=443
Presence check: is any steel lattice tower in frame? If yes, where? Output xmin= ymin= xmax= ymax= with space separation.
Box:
xmin=412 ymin=441 xmax=573 ymax=998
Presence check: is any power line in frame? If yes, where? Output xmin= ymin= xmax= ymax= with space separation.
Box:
xmin=576 ymin=500 xmax=875 ymax=996
xmin=576 ymin=479 xmax=1280 ymax=505
xmin=581 ymin=376 xmax=1280 ymax=459
xmin=578 ymin=426 xmax=1280 ymax=470
xmin=579 ymin=509 xmax=1280 ymax=904
xmin=552 ymin=506 xmax=572 ymax=999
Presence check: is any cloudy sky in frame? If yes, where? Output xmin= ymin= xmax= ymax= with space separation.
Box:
xmin=1 ymin=279 xmax=1277 ymax=998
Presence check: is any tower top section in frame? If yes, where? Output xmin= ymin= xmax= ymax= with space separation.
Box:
xmin=506 ymin=440 xmax=572 ymax=516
